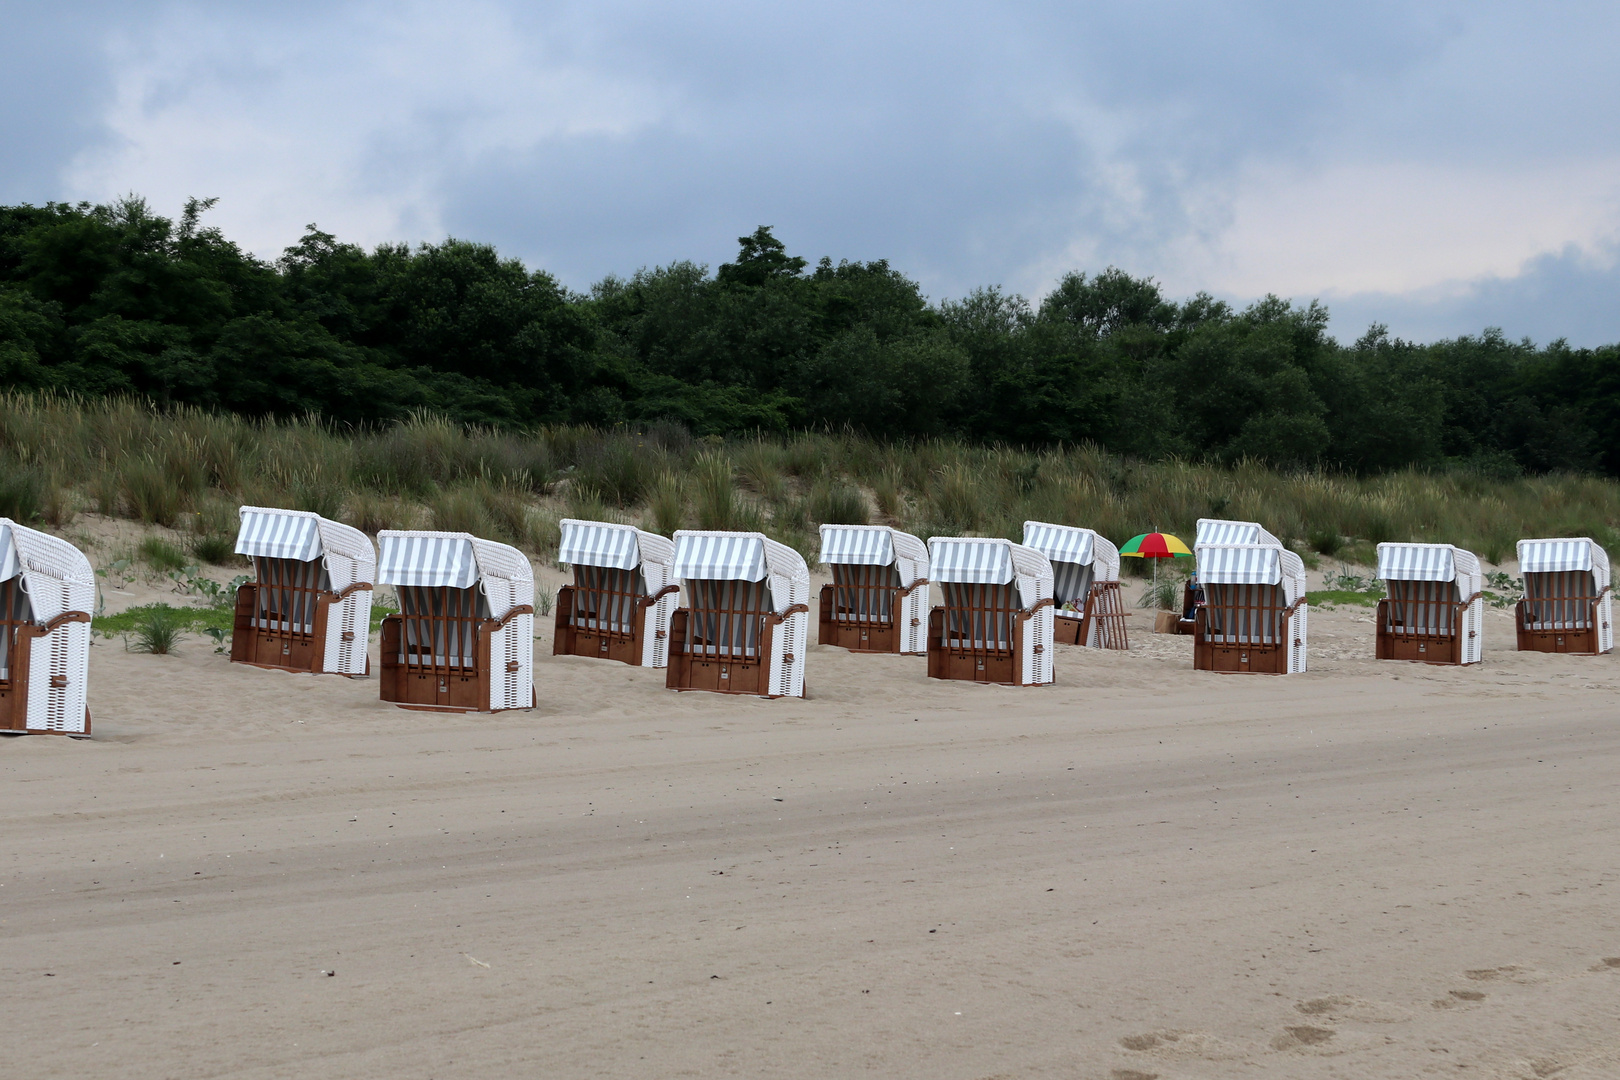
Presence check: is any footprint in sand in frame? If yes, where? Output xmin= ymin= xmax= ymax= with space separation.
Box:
xmin=1109 ymin=1071 xmax=1160 ymax=1080
xmin=1295 ymin=995 xmax=1410 ymax=1023
xmin=1116 ymin=1030 xmax=1242 ymax=1061
xmin=1271 ymin=1025 xmax=1336 ymax=1051
xmin=1432 ymin=989 xmax=1488 ymax=1009
xmin=1589 ymin=957 xmax=1620 ymax=972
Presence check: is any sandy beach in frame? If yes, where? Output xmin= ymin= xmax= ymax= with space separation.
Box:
xmin=3 ymin=580 xmax=1618 ymax=1079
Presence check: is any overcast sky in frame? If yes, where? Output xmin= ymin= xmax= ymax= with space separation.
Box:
xmin=4 ymin=1 xmax=1618 ymax=344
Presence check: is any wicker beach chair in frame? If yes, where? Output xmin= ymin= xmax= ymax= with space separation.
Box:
xmin=1193 ymin=536 xmax=1308 ymax=674
xmin=1022 ymin=521 xmax=1127 ymax=649
xmin=1514 ymin=538 xmax=1612 ymax=655
xmin=925 ymin=537 xmax=1055 ymax=685
xmin=231 ymin=507 xmax=376 ymax=677
xmin=0 ymin=520 xmax=93 ymax=735
xmin=1375 ymin=542 xmax=1484 ymax=666
xmin=816 ymin=524 xmax=930 ymax=655
xmin=375 ymin=531 xmax=535 ymax=712
xmin=553 ymin=520 xmax=678 ymax=667
xmin=665 ymin=531 xmax=810 ymax=698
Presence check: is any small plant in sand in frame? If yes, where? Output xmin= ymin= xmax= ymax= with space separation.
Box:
xmin=125 ymin=607 xmax=186 ymax=655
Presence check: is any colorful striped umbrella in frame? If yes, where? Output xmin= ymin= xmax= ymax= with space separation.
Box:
xmin=1119 ymin=532 xmax=1192 ymax=558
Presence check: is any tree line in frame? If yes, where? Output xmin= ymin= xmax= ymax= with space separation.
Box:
xmin=2 ymin=196 xmax=1615 ymax=476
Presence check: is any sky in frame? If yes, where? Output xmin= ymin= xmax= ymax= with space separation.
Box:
xmin=4 ymin=1 xmax=1619 ymax=345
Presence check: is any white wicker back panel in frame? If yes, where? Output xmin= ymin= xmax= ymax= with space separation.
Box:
xmin=322 ymin=590 xmax=374 ymax=675
xmin=489 ymin=612 xmax=535 ymax=710
xmin=1288 ymin=605 xmax=1309 ymax=674
xmin=1461 ymin=597 xmax=1484 ymax=664
xmin=27 ymin=621 xmax=90 ymax=734
xmin=466 ymin=538 xmax=535 ymax=621
xmin=1600 ymin=593 xmax=1615 ymax=655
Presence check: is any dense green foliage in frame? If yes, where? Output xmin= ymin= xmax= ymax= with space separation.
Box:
xmin=3 ymin=197 xmax=1616 ymax=476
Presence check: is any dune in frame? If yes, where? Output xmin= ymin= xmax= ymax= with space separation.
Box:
xmin=3 ymin=573 xmax=1618 ymax=1079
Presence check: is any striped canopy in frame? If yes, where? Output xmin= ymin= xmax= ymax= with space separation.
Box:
xmin=1377 ymin=543 xmax=1456 ymax=582
xmin=558 ymin=519 xmax=641 ymax=570
xmin=672 ymin=532 xmax=769 ymax=582
xmin=0 ymin=523 xmax=16 ymax=582
xmin=1518 ymin=537 xmax=1596 ymax=575
xmin=377 ymin=533 xmax=479 ymax=589
xmin=1198 ymin=544 xmax=1281 ymax=585
xmin=1195 ymin=518 xmax=1279 ymax=547
xmin=929 ymin=537 xmax=1013 ymax=584
xmin=818 ymin=525 xmax=895 ymax=566
xmin=1022 ymin=521 xmax=1095 ymax=566
xmin=236 ymin=508 xmax=324 ymax=562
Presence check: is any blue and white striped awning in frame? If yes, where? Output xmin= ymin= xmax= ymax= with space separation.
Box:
xmin=558 ymin=520 xmax=640 ymax=570
xmin=929 ymin=538 xmax=1013 ymax=584
xmin=1198 ymin=544 xmax=1281 ymax=585
xmin=1518 ymin=538 xmax=1594 ymax=574
xmin=0 ymin=523 xmax=17 ymax=583
xmin=672 ymin=532 xmax=768 ymax=582
xmin=818 ymin=525 xmax=895 ymax=566
xmin=236 ymin=508 xmax=323 ymax=562
xmin=1377 ymin=543 xmax=1455 ymax=582
xmin=1022 ymin=522 xmax=1094 ymax=567
xmin=377 ymin=533 xmax=479 ymax=589
xmin=1196 ymin=519 xmax=1264 ymax=547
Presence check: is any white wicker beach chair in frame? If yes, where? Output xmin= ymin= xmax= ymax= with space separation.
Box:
xmin=232 ymin=506 xmax=376 ymax=676
xmin=1514 ymin=537 xmax=1612 ymax=655
xmin=666 ymin=530 xmax=810 ymax=698
xmin=554 ymin=520 xmax=678 ymax=667
xmin=375 ymin=530 xmax=535 ymax=711
xmin=925 ymin=536 xmax=1055 ymax=685
xmin=1193 ymin=537 xmax=1308 ymax=674
xmin=816 ymin=524 xmax=930 ymax=655
xmin=0 ymin=520 xmax=93 ymax=735
xmin=1022 ymin=521 xmax=1127 ymax=650
xmin=1375 ymin=542 xmax=1484 ymax=665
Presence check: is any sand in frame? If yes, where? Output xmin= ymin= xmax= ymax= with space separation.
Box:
xmin=4 ymin=566 xmax=1620 ymax=1079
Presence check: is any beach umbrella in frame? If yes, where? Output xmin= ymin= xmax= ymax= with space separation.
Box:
xmin=1119 ymin=531 xmax=1192 ymax=599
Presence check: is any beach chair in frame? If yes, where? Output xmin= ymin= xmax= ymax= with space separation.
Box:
xmin=1193 ymin=537 xmax=1308 ymax=674
xmin=1375 ymin=543 xmax=1484 ymax=665
xmin=231 ymin=507 xmax=376 ymax=677
xmin=817 ymin=524 xmax=930 ymax=654
xmin=1022 ymin=521 xmax=1127 ymax=649
xmin=665 ymin=531 xmax=810 ymax=698
xmin=925 ymin=537 xmax=1055 ymax=685
xmin=553 ymin=520 xmax=678 ymax=667
xmin=1514 ymin=538 xmax=1612 ymax=655
xmin=0 ymin=519 xmax=93 ymax=735
xmin=375 ymin=531 xmax=535 ymax=712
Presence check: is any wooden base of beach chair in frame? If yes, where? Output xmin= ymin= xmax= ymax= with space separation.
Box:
xmin=230 ymin=582 xmax=370 ymax=676
xmin=378 ymin=613 xmax=533 ymax=712
xmin=1191 ymin=608 xmax=1288 ymax=673
xmin=0 ymin=613 xmax=95 ymax=734
xmin=552 ymin=584 xmax=648 ymax=665
xmin=1375 ymin=600 xmax=1474 ymax=664
xmin=665 ymin=608 xmax=787 ymax=697
xmin=1514 ymin=599 xmax=1608 ymax=655
xmin=924 ymin=606 xmax=1030 ymax=685
xmin=816 ymin=582 xmax=924 ymax=655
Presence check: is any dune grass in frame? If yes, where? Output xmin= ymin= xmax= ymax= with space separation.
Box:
xmin=2 ymin=392 xmax=1617 ymax=566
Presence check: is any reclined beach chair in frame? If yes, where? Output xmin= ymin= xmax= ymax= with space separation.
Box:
xmin=665 ymin=531 xmax=810 ymax=698
xmin=1515 ymin=537 xmax=1612 ymax=655
xmin=925 ymin=537 xmax=1055 ymax=685
xmin=0 ymin=519 xmax=93 ymax=735
xmin=1022 ymin=521 xmax=1127 ymax=649
xmin=1375 ymin=542 xmax=1483 ymax=665
xmin=231 ymin=506 xmax=375 ymax=677
xmin=1193 ymin=535 xmax=1308 ymax=674
xmin=553 ymin=519 xmax=678 ymax=667
xmin=375 ymin=530 xmax=535 ymax=711
xmin=817 ymin=524 xmax=930 ymax=654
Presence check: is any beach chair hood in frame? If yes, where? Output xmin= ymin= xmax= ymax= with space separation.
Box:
xmin=928 ymin=536 xmax=1053 ymax=610
xmin=558 ymin=519 xmax=675 ymax=572
xmin=1022 ymin=521 xmax=1120 ymax=583
xmin=1517 ymin=537 xmax=1610 ymax=591
xmin=671 ymin=530 xmax=808 ymax=613
xmin=237 ymin=506 xmax=375 ymax=592
xmin=1376 ymin=542 xmax=1483 ymax=597
xmin=1197 ymin=543 xmax=1307 ymax=606
xmin=1195 ymin=518 xmax=1282 ymax=549
xmin=818 ymin=524 xmax=928 ymax=587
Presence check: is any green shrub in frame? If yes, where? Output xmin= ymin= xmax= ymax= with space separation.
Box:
xmin=644 ymin=472 xmax=685 ymax=536
xmin=122 ymin=457 xmax=187 ymax=526
xmin=125 ymin=607 xmax=186 ymax=654
xmin=189 ymin=533 xmax=239 ymax=565
xmin=138 ymin=536 xmax=189 ymax=572
xmin=1308 ymin=527 xmax=1342 ymax=556
xmin=0 ymin=460 xmax=45 ymax=522
xmin=806 ymin=477 xmax=868 ymax=526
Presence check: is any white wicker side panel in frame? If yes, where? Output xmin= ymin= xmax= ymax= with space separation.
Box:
xmin=1461 ymin=596 xmax=1484 ymax=664
xmin=489 ymin=612 xmax=534 ymax=710
xmin=26 ymin=620 xmax=91 ymax=734
xmin=767 ymin=610 xmax=808 ymax=698
xmin=1288 ymin=604 xmax=1309 ymax=674
xmin=1598 ymin=592 xmax=1614 ymax=655
xmin=899 ymin=585 xmax=928 ymax=654
xmin=322 ymin=590 xmax=374 ymax=675
xmin=1020 ymin=605 xmax=1054 ymax=685
xmin=640 ymin=562 xmax=676 ymax=668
